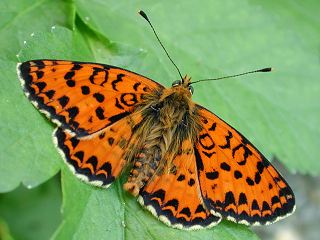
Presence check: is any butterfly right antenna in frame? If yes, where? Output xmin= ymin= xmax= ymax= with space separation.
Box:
xmin=190 ymin=68 xmax=272 ymax=85
xmin=139 ymin=10 xmax=184 ymax=81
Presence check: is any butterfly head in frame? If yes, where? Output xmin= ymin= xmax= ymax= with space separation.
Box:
xmin=171 ymin=75 xmax=194 ymax=96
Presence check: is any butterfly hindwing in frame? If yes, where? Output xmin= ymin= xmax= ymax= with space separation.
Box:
xmin=194 ymin=106 xmax=295 ymax=225
xmin=54 ymin=112 xmax=143 ymax=187
xmin=17 ymin=60 xmax=164 ymax=137
xmin=139 ymin=140 xmax=221 ymax=230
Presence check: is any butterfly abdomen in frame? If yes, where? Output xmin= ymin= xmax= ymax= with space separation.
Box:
xmin=123 ymin=146 xmax=161 ymax=196
xmin=124 ymin=111 xmax=176 ymax=196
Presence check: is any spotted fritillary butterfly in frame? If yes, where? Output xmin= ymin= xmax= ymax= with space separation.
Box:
xmin=16 ymin=11 xmax=295 ymax=231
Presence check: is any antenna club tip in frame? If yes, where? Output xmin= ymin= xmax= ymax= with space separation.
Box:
xmin=259 ymin=67 xmax=272 ymax=72
xmin=138 ymin=10 xmax=149 ymax=21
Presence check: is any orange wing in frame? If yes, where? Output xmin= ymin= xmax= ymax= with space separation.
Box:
xmin=54 ymin=112 xmax=143 ymax=187
xmin=17 ymin=60 xmax=163 ymax=137
xmin=139 ymin=140 xmax=221 ymax=230
xmin=195 ymin=106 xmax=295 ymax=225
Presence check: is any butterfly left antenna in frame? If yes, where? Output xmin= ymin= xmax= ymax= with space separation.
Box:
xmin=139 ymin=10 xmax=184 ymax=81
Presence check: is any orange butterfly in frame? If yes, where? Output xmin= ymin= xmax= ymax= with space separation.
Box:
xmin=16 ymin=11 xmax=295 ymax=230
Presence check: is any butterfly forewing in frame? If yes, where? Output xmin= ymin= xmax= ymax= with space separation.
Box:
xmin=195 ymin=106 xmax=295 ymax=225
xmin=17 ymin=60 xmax=163 ymax=137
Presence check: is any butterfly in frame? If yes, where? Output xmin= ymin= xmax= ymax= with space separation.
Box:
xmin=16 ymin=11 xmax=295 ymax=231
xmin=17 ymin=59 xmax=295 ymax=230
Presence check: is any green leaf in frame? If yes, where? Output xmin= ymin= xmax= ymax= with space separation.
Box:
xmin=1 ymin=0 xmax=319 ymax=239
xmin=0 ymin=218 xmax=15 ymax=240
xmin=0 ymin=0 xmax=74 ymax=61
xmin=0 ymin=59 xmax=60 ymax=192
xmin=0 ymin=176 xmax=61 ymax=240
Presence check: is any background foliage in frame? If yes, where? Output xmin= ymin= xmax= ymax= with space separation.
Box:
xmin=0 ymin=0 xmax=319 ymax=239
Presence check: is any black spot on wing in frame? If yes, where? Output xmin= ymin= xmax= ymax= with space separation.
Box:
xmin=208 ymin=122 xmax=216 ymax=131
xmin=246 ymin=177 xmax=255 ymax=186
xmin=58 ymin=95 xmax=69 ymax=108
xmin=255 ymin=172 xmax=261 ymax=184
xmin=271 ymin=196 xmax=280 ymax=205
xmin=35 ymin=82 xmax=46 ymax=92
xmin=262 ymin=201 xmax=271 ymax=212
xmin=67 ymin=107 xmax=79 ymax=119
xmin=36 ymin=71 xmax=44 ymax=79
xmin=202 ymin=151 xmax=215 ymax=158
xmin=66 ymin=80 xmax=75 ymax=87
xmin=112 ymin=73 xmax=124 ymax=91
xmin=71 ymin=64 xmax=83 ymax=70
xmin=64 ymin=71 xmax=75 ymax=80
xmin=87 ymin=156 xmax=98 ymax=172
xmin=164 ymin=199 xmax=179 ymax=210
xmin=95 ymin=107 xmax=105 ymax=120
xmin=188 ymin=179 xmax=195 ymax=186
xmin=70 ymin=137 xmax=79 ymax=148
xmin=257 ymin=161 xmax=265 ymax=174
xmin=93 ymin=93 xmax=105 ymax=103
xmin=179 ymin=207 xmax=191 ymax=218
xmin=115 ymin=98 xmax=125 ymax=110
xmin=195 ymin=204 xmax=205 ymax=214
xmin=93 ymin=161 xmax=115 ymax=185
xmin=199 ymin=133 xmax=215 ymax=150
xmin=45 ymin=90 xmax=55 ymax=99
xmin=99 ymin=162 xmax=112 ymax=176
xmin=206 ymin=171 xmax=219 ymax=180
xmin=133 ymin=82 xmax=141 ymax=91
xmin=74 ymin=151 xmax=84 ymax=161
xmin=238 ymin=193 xmax=247 ymax=205
xmin=234 ymin=170 xmax=242 ymax=179
xmin=98 ymin=132 xmax=105 ymax=139
xmin=120 ymin=93 xmax=138 ymax=106
xmin=177 ymin=174 xmax=185 ymax=181
xmin=220 ymin=162 xmax=231 ymax=171
xmin=225 ymin=191 xmax=236 ymax=206
xmin=89 ymin=67 xmax=104 ymax=84
xmin=251 ymin=200 xmax=260 ymax=210
xmin=108 ymin=137 xmax=114 ymax=146
xmin=33 ymin=60 xmax=45 ymax=69
xmin=149 ymin=189 xmax=165 ymax=202
xmin=219 ymin=131 xmax=232 ymax=149
xmin=81 ymin=86 xmax=90 ymax=95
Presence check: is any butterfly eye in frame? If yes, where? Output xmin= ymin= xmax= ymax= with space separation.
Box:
xmin=188 ymin=85 xmax=194 ymax=94
xmin=171 ymin=80 xmax=181 ymax=87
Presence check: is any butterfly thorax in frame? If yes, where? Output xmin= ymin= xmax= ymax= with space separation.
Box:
xmin=123 ymin=80 xmax=202 ymax=196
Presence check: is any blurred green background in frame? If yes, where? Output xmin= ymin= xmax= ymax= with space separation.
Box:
xmin=0 ymin=0 xmax=319 ymax=239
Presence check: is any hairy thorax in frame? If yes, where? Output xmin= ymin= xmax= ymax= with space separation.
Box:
xmin=123 ymin=83 xmax=202 ymax=196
